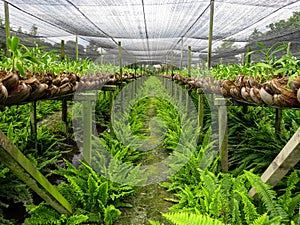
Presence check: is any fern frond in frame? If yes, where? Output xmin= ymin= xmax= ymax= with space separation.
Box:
xmin=66 ymin=214 xmax=89 ymax=225
xmin=236 ymin=191 xmax=259 ymax=224
xmin=163 ymin=212 xmax=226 ymax=225
xmin=249 ymin=213 xmax=267 ymax=225
xmin=244 ymin=171 xmax=288 ymax=221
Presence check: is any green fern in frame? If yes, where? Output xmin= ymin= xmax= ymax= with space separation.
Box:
xmin=244 ymin=171 xmax=288 ymax=221
xmin=235 ymin=191 xmax=259 ymax=224
xmin=278 ymin=170 xmax=300 ymax=216
xmin=249 ymin=213 xmax=267 ymax=225
xmin=163 ymin=212 xmax=226 ymax=225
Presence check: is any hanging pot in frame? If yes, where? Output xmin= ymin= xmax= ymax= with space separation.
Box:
xmin=2 ymin=72 xmax=19 ymax=93
xmin=241 ymin=87 xmax=252 ymax=103
xmin=230 ymin=86 xmax=242 ymax=99
xmin=31 ymin=83 xmax=48 ymax=100
xmin=43 ymin=84 xmax=60 ymax=99
xmin=59 ymin=83 xmax=72 ymax=95
xmin=7 ymin=82 xmax=31 ymax=105
xmin=289 ymin=76 xmax=300 ymax=93
xmin=0 ymin=83 xmax=8 ymax=104
xmin=247 ymin=76 xmax=261 ymax=88
xmin=250 ymin=87 xmax=263 ymax=105
xmin=259 ymin=87 xmax=274 ymax=105
xmin=297 ymin=88 xmax=300 ymax=103
xmin=71 ymin=82 xmax=79 ymax=92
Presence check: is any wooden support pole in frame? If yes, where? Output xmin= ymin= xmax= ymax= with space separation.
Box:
xmin=0 ymin=131 xmax=72 ymax=215
xmin=99 ymin=47 xmax=102 ymax=65
xmin=179 ymin=85 xmax=183 ymax=105
xmin=171 ymin=51 xmax=174 ymax=76
xmin=75 ymin=35 xmax=78 ymax=61
xmin=188 ymin=46 xmax=191 ymax=77
xmin=62 ymin=99 xmax=68 ymax=133
xmin=185 ymin=85 xmax=190 ymax=116
xmin=30 ymin=101 xmax=37 ymax=150
xmin=75 ymin=93 xmax=97 ymax=165
xmin=214 ymin=97 xmax=228 ymax=173
xmin=249 ymin=127 xmax=300 ymax=197
xmin=275 ymin=108 xmax=282 ymax=138
xmin=118 ymin=42 xmax=122 ymax=82
xmin=180 ymin=37 xmax=183 ymax=71
xmin=4 ymin=1 xmax=10 ymax=58
xmin=197 ymin=89 xmax=204 ymax=141
xmin=207 ymin=0 xmax=215 ymax=69
xmin=61 ymin=40 xmax=65 ymax=61
xmin=134 ymin=56 xmax=137 ymax=79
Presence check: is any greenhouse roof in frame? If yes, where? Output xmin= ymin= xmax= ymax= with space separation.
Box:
xmin=1 ymin=0 xmax=300 ymax=65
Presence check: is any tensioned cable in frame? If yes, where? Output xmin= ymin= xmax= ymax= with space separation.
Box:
xmin=65 ymin=0 xmax=118 ymax=45
xmin=141 ymin=0 xmax=151 ymax=62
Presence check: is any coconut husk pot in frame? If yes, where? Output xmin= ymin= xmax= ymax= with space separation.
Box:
xmin=2 ymin=72 xmax=19 ymax=93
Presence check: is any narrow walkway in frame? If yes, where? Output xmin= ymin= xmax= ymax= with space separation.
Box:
xmin=115 ymin=97 xmax=173 ymax=225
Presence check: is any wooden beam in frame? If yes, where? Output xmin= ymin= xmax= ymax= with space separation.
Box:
xmin=249 ymin=127 xmax=300 ymax=197
xmin=0 ymin=131 xmax=72 ymax=215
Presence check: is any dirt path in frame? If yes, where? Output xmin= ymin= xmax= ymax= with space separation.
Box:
xmin=115 ymin=98 xmax=174 ymax=225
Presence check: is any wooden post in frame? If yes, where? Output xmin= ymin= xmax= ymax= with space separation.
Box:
xmin=180 ymin=37 xmax=183 ymax=71
xmin=198 ymin=89 xmax=204 ymax=141
xmin=188 ymin=46 xmax=191 ymax=77
xmin=61 ymin=40 xmax=65 ymax=61
xmin=30 ymin=101 xmax=37 ymax=150
xmin=207 ymin=0 xmax=215 ymax=69
xmin=275 ymin=108 xmax=282 ymax=138
xmin=0 ymin=131 xmax=72 ymax=215
xmin=75 ymin=93 xmax=97 ymax=165
xmin=75 ymin=35 xmax=78 ymax=61
xmin=62 ymin=99 xmax=68 ymax=133
xmin=171 ymin=51 xmax=174 ymax=76
xmin=249 ymin=127 xmax=300 ymax=197
xmin=134 ymin=56 xmax=137 ymax=79
xmin=214 ymin=97 xmax=228 ymax=173
xmin=4 ymin=1 xmax=10 ymax=57
xmin=118 ymin=41 xmax=122 ymax=82
xmin=185 ymin=85 xmax=189 ymax=116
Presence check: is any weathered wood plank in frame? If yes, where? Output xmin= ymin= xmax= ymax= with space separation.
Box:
xmin=249 ymin=127 xmax=300 ymax=197
xmin=0 ymin=131 xmax=72 ymax=215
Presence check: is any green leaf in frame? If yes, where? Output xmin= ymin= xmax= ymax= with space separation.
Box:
xmin=16 ymin=62 xmax=26 ymax=77
xmin=255 ymin=62 xmax=273 ymax=69
xmin=104 ymin=205 xmax=121 ymax=225
xmin=163 ymin=212 xmax=226 ymax=225
xmin=10 ymin=35 xmax=20 ymax=52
